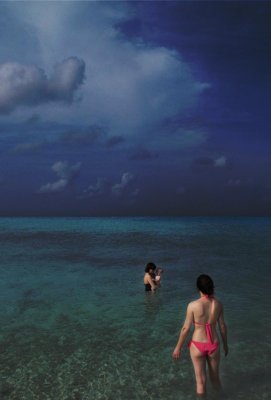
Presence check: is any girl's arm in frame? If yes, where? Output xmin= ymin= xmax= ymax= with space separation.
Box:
xmin=218 ymin=305 xmax=228 ymax=356
xmin=147 ymin=274 xmax=157 ymax=291
xmin=172 ymin=303 xmax=193 ymax=359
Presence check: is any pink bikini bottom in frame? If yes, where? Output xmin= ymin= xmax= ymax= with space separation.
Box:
xmin=188 ymin=340 xmax=219 ymax=356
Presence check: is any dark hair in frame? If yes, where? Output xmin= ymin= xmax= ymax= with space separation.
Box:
xmin=145 ymin=262 xmax=157 ymax=273
xmin=197 ymin=274 xmax=214 ymax=295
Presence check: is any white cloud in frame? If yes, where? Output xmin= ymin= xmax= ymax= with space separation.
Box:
xmin=39 ymin=178 xmax=68 ymax=193
xmin=39 ymin=161 xmax=81 ymax=193
xmin=81 ymin=178 xmax=111 ymax=198
xmin=0 ymin=57 xmax=85 ymax=114
xmin=4 ymin=2 xmax=208 ymax=134
xmin=48 ymin=58 xmax=85 ymax=101
xmin=83 ymin=44 xmax=206 ymax=134
xmin=112 ymin=172 xmax=135 ymax=197
xmin=214 ymin=156 xmax=227 ymax=167
xmin=81 ymin=172 xmax=137 ymax=199
xmin=51 ymin=161 xmax=81 ymax=180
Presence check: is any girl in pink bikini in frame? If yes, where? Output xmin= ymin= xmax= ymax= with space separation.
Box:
xmin=172 ymin=274 xmax=228 ymax=397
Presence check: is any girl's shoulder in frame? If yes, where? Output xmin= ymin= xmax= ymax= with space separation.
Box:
xmin=188 ymin=299 xmax=200 ymax=310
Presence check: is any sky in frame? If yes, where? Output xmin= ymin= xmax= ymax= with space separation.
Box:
xmin=0 ymin=0 xmax=271 ymax=216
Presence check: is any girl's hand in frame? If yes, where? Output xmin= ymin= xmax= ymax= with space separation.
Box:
xmin=172 ymin=347 xmax=181 ymax=359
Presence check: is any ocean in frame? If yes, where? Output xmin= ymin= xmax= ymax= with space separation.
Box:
xmin=0 ymin=217 xmax=270 ymax=400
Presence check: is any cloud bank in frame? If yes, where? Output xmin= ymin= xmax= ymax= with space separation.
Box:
xmin=4 ymin=1 xmax=208 ymax=134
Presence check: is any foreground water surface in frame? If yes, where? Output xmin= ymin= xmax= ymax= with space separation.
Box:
xmin=0 ymin=217 xmax=270 ymax=399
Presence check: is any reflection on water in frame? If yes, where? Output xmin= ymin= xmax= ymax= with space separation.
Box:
xmin=144 ymin=290 xmax=163 ymax=315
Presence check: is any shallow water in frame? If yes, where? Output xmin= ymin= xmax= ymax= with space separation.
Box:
xmin=0 ymin=217 xmax=270 ymax=399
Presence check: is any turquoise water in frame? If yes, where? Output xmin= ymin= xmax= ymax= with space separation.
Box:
xmin=0 ymin=217 xmax=270 ymax=399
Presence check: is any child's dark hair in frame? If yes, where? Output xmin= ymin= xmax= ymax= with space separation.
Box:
xmin=197 ymin=274 xmax=214 ymax=295
xmin=145 ymin=262 xmax=157 ymax=273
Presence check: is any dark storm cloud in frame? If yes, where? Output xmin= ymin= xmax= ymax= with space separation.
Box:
xmin=105 ymin=136 xmax=125 ymax=148
xmin=25 ymin=114 xmax=41 ymax=125
xmin=60 ymin=125 xmax=105 ymax=146
xmin=193 ymin=157 xmax=214 ymax=167
xmin=59 ymin=127 xmax=125 ymax=149
xmin=0 ymin=57 xmax=85 ymax=114
xmin=193 ymin=156 xmax=228 ymax=169
xmin=129 ymin=148 xmax=158 ymax=161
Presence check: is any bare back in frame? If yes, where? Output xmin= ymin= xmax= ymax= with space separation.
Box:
xmin=190 ymin=296 xmax=222 ymax=343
